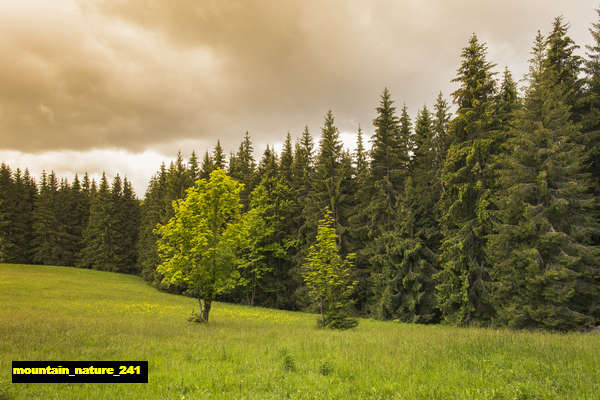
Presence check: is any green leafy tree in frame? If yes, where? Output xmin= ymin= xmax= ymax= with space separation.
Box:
xmin=303 ymin=208 xmax=357 ymax=329
xmin=155 ymin=169 xmax=243 ymax=322
xmin=235 ymin=181 xmax=290 ymax=306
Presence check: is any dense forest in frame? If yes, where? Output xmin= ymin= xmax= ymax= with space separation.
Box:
xmin=1 ymin=15 xmax=599 ymax=331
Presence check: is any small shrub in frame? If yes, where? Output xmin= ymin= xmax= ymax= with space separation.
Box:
xmin=319 ymin=362 xmax=333 ymax=376
xmin=282 ymin=354 xmax=296 ymax=372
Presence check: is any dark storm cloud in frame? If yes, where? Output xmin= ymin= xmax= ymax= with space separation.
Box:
xmin=0 ymin=0 xmax=596 ymax=154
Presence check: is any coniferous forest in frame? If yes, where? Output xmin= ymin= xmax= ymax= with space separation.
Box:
xmin=1 ymin=15 xmax=599 ymax=331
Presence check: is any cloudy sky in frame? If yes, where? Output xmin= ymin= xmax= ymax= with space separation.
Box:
xmin=0 ymin=0 xmax=597 ymax=195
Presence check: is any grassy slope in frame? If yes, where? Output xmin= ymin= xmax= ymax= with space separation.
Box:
xmin=1 ymin=264 xmax=599 ymax=400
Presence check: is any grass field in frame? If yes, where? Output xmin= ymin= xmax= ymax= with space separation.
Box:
xmin=1 ymin=263 xmax=599 ymax=399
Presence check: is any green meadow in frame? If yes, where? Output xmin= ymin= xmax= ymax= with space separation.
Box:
xmin=1 ymin=263 xmax=599 ymax=400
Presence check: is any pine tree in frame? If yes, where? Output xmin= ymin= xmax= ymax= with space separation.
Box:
xmin=291 ymin=126 xmax=315 ymax=244
xmin=54 ymin=177 xmax=78 ymax=266
xmin=188 ymin=151 xmax=200 ymax=184
xmin=399 ymin=104 xmax=414 ymax=162
xmin=362 ymin=88 xmax=412 ymax=318
xmin=302 ymin=207 xmax=357 ymax=329
xmin=32 ymin=172 xmax=60 ymax=265
xmin=114 ymin=178 xmax=140 ymax=272
xmin=392 ymin=106 xmax=442 ymax=323
xmin=228 ymin=132 xmax=256 ymax=210
xmin=256 ymin=145 xmax=278 ymax=183
xmin=432 ymin=92 xmax=451 ymax=179
xmin=545 ymin=16 xmax=582 ymax=111
xmin=581 ymin=9 xmax=600 ymax=247
xmin=436 ymin=34 xmax=497 ymax=325
xmin=310 ymin=110 xmax=344 ymax=231
xmin=200 ymin=151 xmax=215 ymax=180
xmin=487 ymin=35 xmax=599 ymax=329
xmin=213 ymin=140 xmax=226 ymax=170
xmin=0 ymin=164 xmax=16 ymax=262
xmin=166 ymin=152 xmax=190 ymax=202
xmin=346 ymin=127 xmax=371 ymax=313
xmin=138 ymin=165 xmax=170 ymax=282
xmin=79 ymin=173 xmax=117 ymax=270
xmin=68 ymin=174 xmax=90 ymax=265
xmin=6 ymin=168 xmax=35 ymax=263
xmin=290 ymin=126 xmax=316 ymax=308
xmin=280 ymin=133 xmax=294 ymax=184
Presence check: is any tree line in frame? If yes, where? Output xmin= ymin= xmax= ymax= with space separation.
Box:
xmin=1 ymin=14 xmax=599 ymax=330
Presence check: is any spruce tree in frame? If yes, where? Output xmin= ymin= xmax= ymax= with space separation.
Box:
xmin=228 ymin=132 xmax=256 ymax=210
xmin=280 ymin=132 xmax=294 ymax=184
xmin=79 ymin=173 xmax=117 ymax=270
xmin=0 ymin=164 xmax=16 ymax=262
xmin=581 ymin=9 xmax=600 ymax=247
xmin=302 ymin=207 xmax=357 ymax=329
xmin=362 ymin=88 xmax=411 ymax=319
xmin=256 ymin=145 xmax=278 ymax=183
xmin=7 ymin=168 xmax=35 ymax=263
xmin=393 ymin=106 xmax=442 ymax=323
xmin=32 ymin=172 xmax=60 ymax=265
xmin=188 ymin=151 xmax=200 ymax=184
xmin=432 ymin=92 xmax=451 ymax=179
xmin=436 ymin=34 xmax=497 ymax=325
xmin=213 ymin=140 xmax=226 ymax=170
xmin=309 ymin=110 xmax=344 ymax=232
xmin=200 ymin=151 xmax=215 ymax=180
xmin=114 ymin=178 xmax=140 ymax=272
xmin=544 ymin=16 xmax=582 ymax=111
xmin=487 ymin=34 xmax=599 ymax=330
xmin=346 ymin=127 xmax=371 ymax=312
xmin=138 ymin=165 xmax=169 ymax=282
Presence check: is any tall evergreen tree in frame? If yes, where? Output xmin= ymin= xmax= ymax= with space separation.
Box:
xmin=138 ymin=165 xmax=170 ymax=282
xmin=581 ymin=9 xmax=600 ymax=247
xmin=200 ymin=151 xmax=215 ymax=180
xmin=363 ymin=89 xmax=412 ymax=318
xmin=487 ymin=34 xmax=599 ymax=329
xmin=114 ymin=178 xmax=140 ymax=273
xmin=392 ymin=106 xmax=442 ymax=323
xmin=310 ymin=110 xmax=344 ymax=230
xmin=544 ymin=16 xmax=582 ymax=111
xmin=188 ymin=151 xmax=200 ymax=184
xmin=280 ymin=133 xmax=294 ymax=184
xmin=256 ymin=145 xmax=278 ymax=183
xmin=399 ymin=104 xmax=414 ymax=161
xmin=0 ymin=164 xmax=16 ymax=262
xmin=436 ymin=34 xmax=498 ymax=325
xmin=432 ymin=92 xmax=451 ymax=178
xmin=213 ymin=140 xmax=226 ymax=170
xmin=32 ymin=172 xmax=60 ymax=265
xmin=228 ymin=132 xmax=256 ymax=210
xmin=79 ymin=173 xmax=117 ymax=270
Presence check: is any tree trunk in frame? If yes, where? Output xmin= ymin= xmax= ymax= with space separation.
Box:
xmin=202 ymin=299 xmax=212 ymax=322
xmin=198 ymin=298 xmax=212 ymax=322
xmin=320 ymin=300 xmax=325 ymax=327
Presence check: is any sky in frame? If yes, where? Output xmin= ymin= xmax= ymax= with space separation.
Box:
xmin=0 ymin=0 xmax=597 ymax=195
